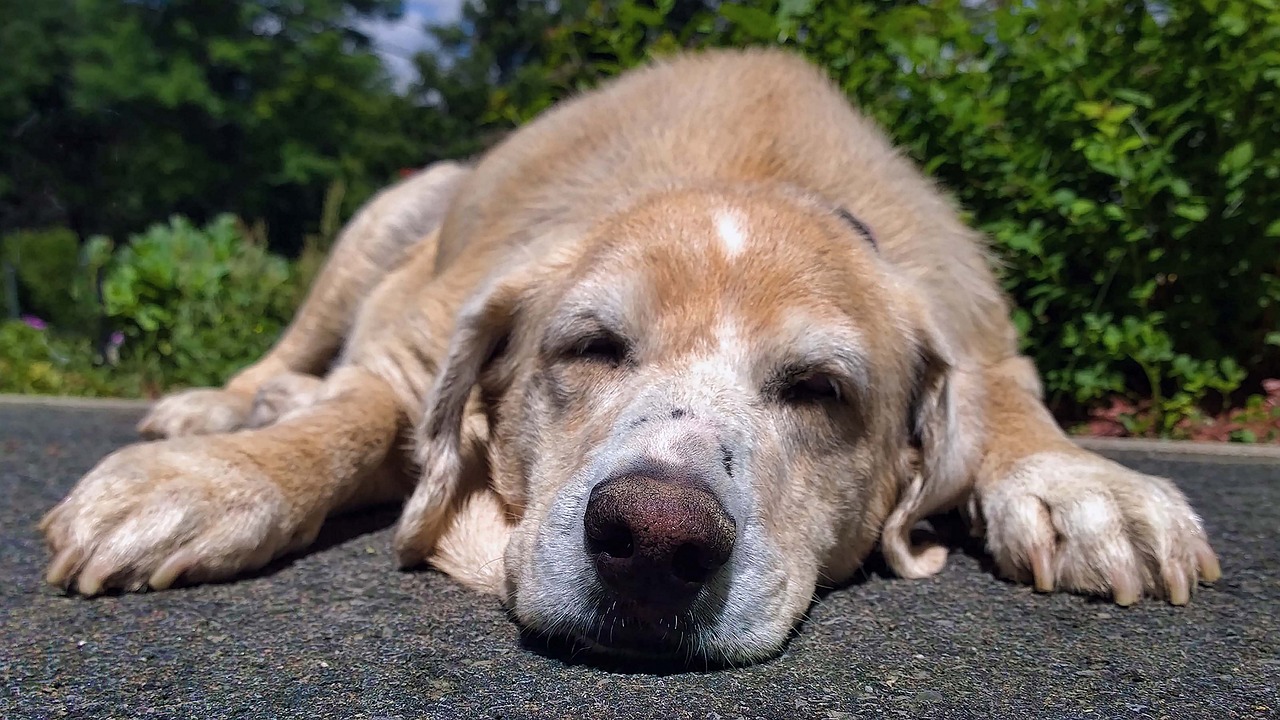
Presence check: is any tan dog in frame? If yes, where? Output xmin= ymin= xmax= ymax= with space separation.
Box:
xmin=41 ymin=49 xmax=1220 ymax=665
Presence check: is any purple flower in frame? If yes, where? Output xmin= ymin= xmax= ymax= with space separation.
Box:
xmin=109 ymin=331 xmax=125 ymax=348
xmin=20 ymin=315 xmax=46 ymax=331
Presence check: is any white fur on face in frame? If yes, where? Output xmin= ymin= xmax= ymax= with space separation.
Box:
xmin=507 ymin=311 xmax=799 ymax=664
xmin=684 ymin=320 xmax=752 ymax=391
xmin=714 ymin=209 xmax=748 ymax=258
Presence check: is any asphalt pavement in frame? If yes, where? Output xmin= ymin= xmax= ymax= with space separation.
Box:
xmin=1 ymin=401 xmax=1277 ymax=719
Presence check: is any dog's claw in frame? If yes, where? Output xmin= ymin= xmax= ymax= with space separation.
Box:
xmin=1029 ymin=544 xmax=1055 ymax=593
xmin=149 ymin=549 xmax=198 ymax=590
xmin=1110 ymin=568 xmax=1140 ymax=606
xmin=46 ymin=548 xmax=82 ymax=589
xmin=1164 ymin=565 xmax=1191 ymax=606
xmin=76 ymin=559 xmax=110 ymax=597
xmin=1197 ymin=543 xmax=1222 ymax=584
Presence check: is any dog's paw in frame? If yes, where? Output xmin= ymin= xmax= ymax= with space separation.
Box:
xmin=246 ymin=372 xmax=324 ymax=428
xmin=976 ymin=451 xmax=1221 ymax=605
xmin=137 ymin=388 xmax=254 ymax=439
xmin=40 ymin=439 xmax=311 ymax=595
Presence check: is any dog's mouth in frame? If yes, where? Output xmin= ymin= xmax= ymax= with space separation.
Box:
xmin=525 ymin=597 xmax=716 ymax=666
xmin=576 ymin=601 xmax=701 ymax=656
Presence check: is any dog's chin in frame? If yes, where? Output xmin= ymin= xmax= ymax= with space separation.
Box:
xmin=576 ymin=603 xmax=700 ymax=656
xmin=520 ymin=599 xmax=784 ymax=670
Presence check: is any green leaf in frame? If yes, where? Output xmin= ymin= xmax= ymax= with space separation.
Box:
xmin=718 ymin=4 xmax=779 ymax=40
xmin=1069 ymin=198 xmax=1098 ymax=217
xmin=1173 ymin=203 xmax=1210 ymax=222
xmin=1232 ymin=429 xmax=1258 ymax=444
xmin=1102 ymin=104 xmax=1136 ymax=125
xmin=777 ymin=0 xmax=816 ymax=19
xmin=1074 ymin=100 xmax=1107 ymax=120
xmin=1113 ymin=88 xmax=1154 ymax=109
xmin=1218 ymin=10 xmax=1249 ymax=36
xmin=911 ymin=35 xmax=940 ymax=59
xmin=1219 ymin=141 xmax=1255 ymax=175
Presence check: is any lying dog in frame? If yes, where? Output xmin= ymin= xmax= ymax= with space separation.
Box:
xmin=41 ymin=49 xmax=1220 ymax=665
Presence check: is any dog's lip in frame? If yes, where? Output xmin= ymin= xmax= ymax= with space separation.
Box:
xmin=570 ymin=630 xmax=682 ymax=659
xmin=559 ymin=602 xmax=700 ymax=658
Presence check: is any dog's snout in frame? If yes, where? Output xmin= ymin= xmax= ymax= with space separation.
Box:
xmin=584 ymin=475 xmax=736 ymax=610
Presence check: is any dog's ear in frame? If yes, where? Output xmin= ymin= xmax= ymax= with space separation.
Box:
xmin=879 ymin=306 xmax=980 ymax=579
xmin=393 ymin=266 xmax=534 ymax=566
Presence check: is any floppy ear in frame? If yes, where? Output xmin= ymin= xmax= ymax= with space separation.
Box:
xmin=878 ymin=311 xmax=982 ymax=579
xmin=393 ymin=268 xmax=531 ymax=567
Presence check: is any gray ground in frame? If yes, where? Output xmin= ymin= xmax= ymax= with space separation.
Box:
xmin=1 ymin=402 xmax=1277 ymax=719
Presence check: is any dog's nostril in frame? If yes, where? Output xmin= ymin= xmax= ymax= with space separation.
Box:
xmin=587 ymin=521 xmax=634 ymax=559
xmin=672 ymin=542 xmax=716 ymax=584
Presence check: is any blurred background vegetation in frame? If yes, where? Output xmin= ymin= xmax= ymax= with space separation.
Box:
xmin=1 ymin=0 xmax=1277 ymax=441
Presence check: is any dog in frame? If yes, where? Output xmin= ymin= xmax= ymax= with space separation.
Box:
xmin=40 ymin=49 xmax=1220 ymax=665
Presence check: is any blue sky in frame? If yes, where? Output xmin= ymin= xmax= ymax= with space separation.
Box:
xmin=359 ymin=0 xmax=465 ymax=89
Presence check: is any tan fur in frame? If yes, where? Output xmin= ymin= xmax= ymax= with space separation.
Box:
xmin=42 ymin=49 xmax=1219 ymax=663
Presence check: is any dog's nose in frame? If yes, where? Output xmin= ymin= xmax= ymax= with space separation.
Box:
xmin=583 ymin=475 xmax=736 ymax=610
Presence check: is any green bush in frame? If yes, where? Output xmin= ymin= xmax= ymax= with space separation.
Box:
xmin=100 ymin=214 xmax=297 ymax=388
xmin=1 ymin=226 xmax=105 ymax=331
xmin=0 ymin=320 xmax=138 ymax=396
xmin=473 ymin=0 xmax=1280 ymax=430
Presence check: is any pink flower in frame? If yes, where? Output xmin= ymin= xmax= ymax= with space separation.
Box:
xmin=1263 ymin=378 xmax=1280 ymax=408
xmin=20 ymin=315 xmax=46 ymax=331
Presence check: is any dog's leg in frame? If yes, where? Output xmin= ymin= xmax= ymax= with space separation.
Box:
xmin=43 ymin=365 xmax=407 ymax=595
xmin=968 ymin=356 xmax=1221 ymax=605
xmin=44 ymin=246 xmax=493 ymax=594
xmin=137 ymin=161 xmax=471 ymax=439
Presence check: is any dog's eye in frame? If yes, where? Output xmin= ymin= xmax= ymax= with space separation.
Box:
xmin=569 ymin=333 xmax=630 ymax=367
xmin=780 ymin=372 xmax=842 ymax=404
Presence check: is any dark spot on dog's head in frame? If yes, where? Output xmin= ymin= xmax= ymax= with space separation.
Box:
xmin=835 ymin=207 xmax=876 ymax=250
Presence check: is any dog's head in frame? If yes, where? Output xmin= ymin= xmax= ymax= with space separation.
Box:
xmin=416 ymin=186 xmax=962 ymax=664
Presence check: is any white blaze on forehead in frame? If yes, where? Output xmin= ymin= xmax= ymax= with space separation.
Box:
xmin=714 ymin=318 xmax=752 ymax=369
xmin=684 ymin=318 xmax=754 ymax=392
xmin=714 ymin=208 xmax=749 ymax=258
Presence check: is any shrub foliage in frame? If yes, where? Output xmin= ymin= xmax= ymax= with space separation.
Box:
xmin=99 ymin=215 xmax=296 ymax=388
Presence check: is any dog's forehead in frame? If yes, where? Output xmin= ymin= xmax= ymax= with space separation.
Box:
xmin=576 ymin=191 xmax=889 ymax=340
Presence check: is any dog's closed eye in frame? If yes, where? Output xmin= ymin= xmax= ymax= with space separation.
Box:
xmin=768 ymin=366 xmax=846 ymax=405
xmin=569 ymin=332 xmax=631 ymax=367
xmin=542 ymin=308 xmax=634 ymax=369
xmin=780 ymin=371 xmax=843 ymax=404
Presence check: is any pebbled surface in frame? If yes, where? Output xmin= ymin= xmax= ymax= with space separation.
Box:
xmin=1 ymin=403 xmax=1277 ymax=719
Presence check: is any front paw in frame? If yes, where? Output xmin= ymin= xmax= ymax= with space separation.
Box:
xmin=137 ymin=388 xmax=254 ymax=439
xmin=976 ymin=451 xmax=1221 ymax=605
xmin=245 ymin=372 xmax=324 ymax=428
xmin=40 ymin=439 xmax=312 ymax=595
